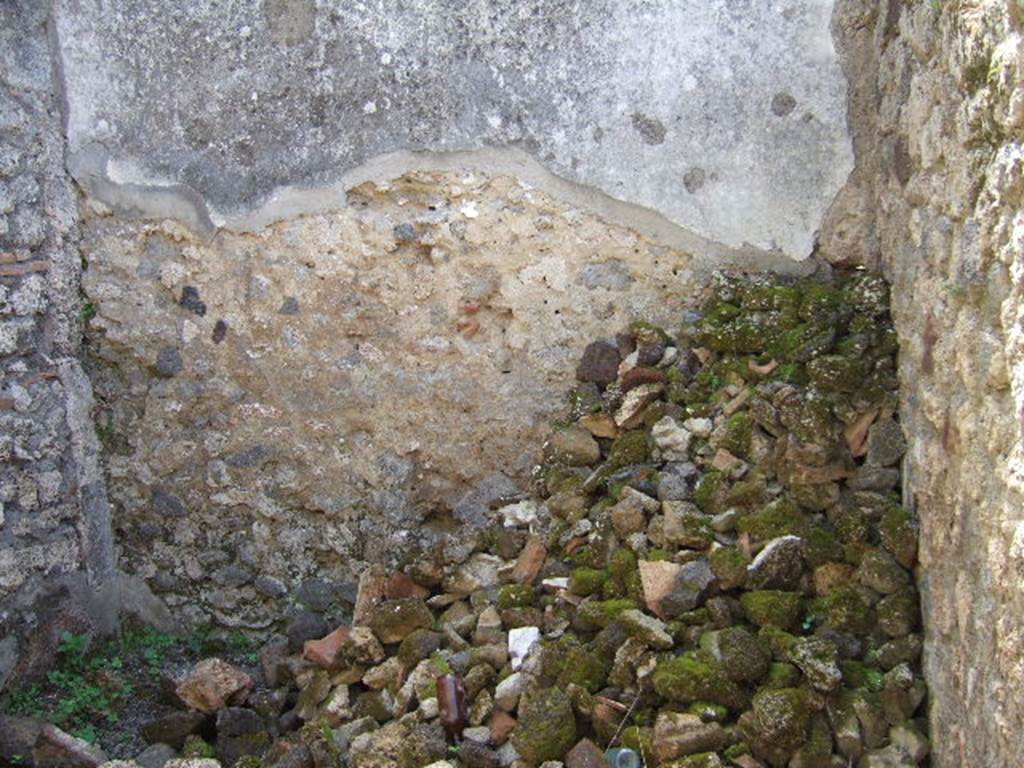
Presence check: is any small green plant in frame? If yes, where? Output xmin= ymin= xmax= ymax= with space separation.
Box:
xmin=2 ymin=627 xmax=186 ymax=747
xmin=80 ymin=301 xmax=97 ymax=322
xmin=224 ymin=631 xmax=259 ymax=665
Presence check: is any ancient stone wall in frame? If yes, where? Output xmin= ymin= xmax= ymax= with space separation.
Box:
xmin=0 ymin=0 xmax=117 ymax=689
xmin=827 ymin=1 xmax=1024 ymax=765
xmin=57 ymin=0 xmax=841 ymax=636
xmin=3 ymin=0 xmax=1024 ymax=764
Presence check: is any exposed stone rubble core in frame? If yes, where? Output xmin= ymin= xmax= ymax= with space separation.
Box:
xmin=81 ymin=170 xmax=700 ymax=631
xmin=29 ymin=272 xmax=926 ymax=768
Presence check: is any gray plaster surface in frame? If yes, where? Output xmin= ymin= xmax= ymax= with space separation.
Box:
xmin=55 ymin=0 xmax=853 ymax=259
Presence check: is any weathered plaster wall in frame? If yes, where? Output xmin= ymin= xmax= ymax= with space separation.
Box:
xmin=825 ymin=1 xmax=1024 ymax=765
xmin=0 ymin=0 xmax=116 ymax=690
xmin=55 ymin=0 xmax=853 ymax=259
xmin=60 ymin=0 xmax=843 ymax=635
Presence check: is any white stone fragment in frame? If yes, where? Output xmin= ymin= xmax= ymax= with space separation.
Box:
xmin=652 ymin=416 xmax=693 ymax=460
xmin=683 ymin=417 xmax=714 ymax=438
xmin=499 ymin=500 xmax=539 ymax=528
xmin=508 ymin=626 xmax=541 ymax=670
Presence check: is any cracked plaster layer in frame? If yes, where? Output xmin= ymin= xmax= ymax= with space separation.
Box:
xmin=55 ymin=0 xmax=853 ymax=259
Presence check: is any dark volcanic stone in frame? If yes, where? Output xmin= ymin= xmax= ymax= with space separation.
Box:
xmin=179 ymin=285 xmax=207 ymax=316
xmin=295 ymin=578 xmax=336 ymax=612
xmin=152 ymin=488 xmax=187 ymax=517
xmin=576 ymin=340 xmax=621 ymax=385
xmin=286 ymin=611 xmax=329 ymax=653
xmin=142 ymin=710 xmax=208 ymax=750
xmin=155 ymin=346 xmax=183 ymax=377
xmin=459 ymin=740 xmax=501 ymax=768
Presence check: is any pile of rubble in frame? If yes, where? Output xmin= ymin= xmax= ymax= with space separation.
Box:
xmin=21 ymin=271 xmax=930 ymax=768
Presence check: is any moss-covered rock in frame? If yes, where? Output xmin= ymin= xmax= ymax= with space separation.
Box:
xmin=739 ymin=590 xmax=802 ymax=630
xmin=709 ymin=545 xmax=748 ymax=590
xmin=842 ymin=273 xmax=890 ymax=317
xmin=718 ymin=411 xmax=754 ymax=459
xmin=787 ymin=636 xmax=841 ymax=692
xmin=511 ymin=687 xmax=577 ymax=763
xmin=879 ymin=505 xmax=918 ymax=569
xmin=182 ymin=735 xmax=217 ymax=759
xmin=693 ymin=470 xmax=727 ymax=514
xmin=813 ymin=584 xmax=874 ymax=635
xmin=741 ymin=687 xmax=811 ymax=766
xmin=569 ymin=567 xmax=610 ymax=596
xmin=497 ymin=584 xmax=536 ymax=610
xmin=699 ymin=625 xmax=769 ymax=684
xmin=396 ymin=629 xmax=443 ymax=669
xmin=575 ymin=598 xmax=638 ymax=629
xmin=541 ymin=635 xmax=611 ymax=693
xmin=807 ymin=355 xmax=864 ymax=393
xmin=737 ymin=497 xmax=807 ymax=542
xmin=651 ymin=651 xmax=745 ymax=710
xmin=766 ymin=661 xmax=802 ymax=688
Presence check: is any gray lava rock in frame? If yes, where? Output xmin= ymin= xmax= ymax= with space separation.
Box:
xmin=576 ymin=341 xmax=621 ymax=385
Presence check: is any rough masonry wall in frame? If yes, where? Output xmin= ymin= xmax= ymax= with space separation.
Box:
xmin=0 ymin=1 xmax=116 ymax=691
xmin=830 ymin=1 xmax=1024 ymax=765
xmin=81 ymin=171 xmax=708 ymax=631
xmin=60 ymin=0 xmax=845 ymax=636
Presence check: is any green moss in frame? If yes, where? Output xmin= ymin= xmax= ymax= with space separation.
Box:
xmin=757 ymin=625 xmax=798 ymax=660
xmin=543 ymin=465 xmax=586 ymax=496
xmin=620 ymin=725 xmax=653 ymax=755
xmin=748 ymin=687 xmax=810 ymax=753
xmin=803 ymin=524 xmax=845 ymax=568
xmin=699 ymin=626 xmax=769 ymax=684
xmin=709 ymin=546 xmax=748 ymax=590
xmin=798 ymin=282 xmax=841 ymax=322
xmin=739 ymin=591 xmax=802 ymax=630
xmin=879 ymin=505 xmax=918 ymax=568
xmin=807 ymin=354 xmax=864 ymax=393
xmin=569 ymin=567 xmax=609 ymax=597
xmin=566 ymin=545 xmax=602 ymax=569
xmin=512 ymin=688 xmax=577 ymax=763
xmin=676 ymin=607 xmax=711 ymax=626
xmin=182 ymin=736 xmax=217 ymax=759
xmin=575 ymin=598 xmax=638 ymax=629
xmin=766 ymin=662 xmax=801 ymax=688
xmin=544 ymin=634 xmax=606 ymax=696
xmin=813 ymin=584 xmax=874 ymax=635
xmin=607 ymin=430 xmax=652 ymax=469
xmin=839 ymin=660 xmax=886 ymax=692
xmin=725 ymin=474 xmax=769 ymax=508
xmin=608 ymin=548 xmax=638 ymax=583
xmin=651 ymin=651 xmax=744 ymax=710
xmin=723 ymin=742 xmax=751 ymax=761
xmin=737 ymin=497 xmax=807 ymax=542
xmin=719 ymin=411 xmax=754 ymax=459
xmin=693 ymin=470 xmax=726 ymax=514
xmin=234 ymin=757 xmax=265 ymax=768
xmin=497 ymin=584 xmax=536 ymax=610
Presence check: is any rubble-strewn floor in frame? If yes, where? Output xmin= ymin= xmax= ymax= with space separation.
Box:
xmin=1 ymin=271 xmax=927 ymax=768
